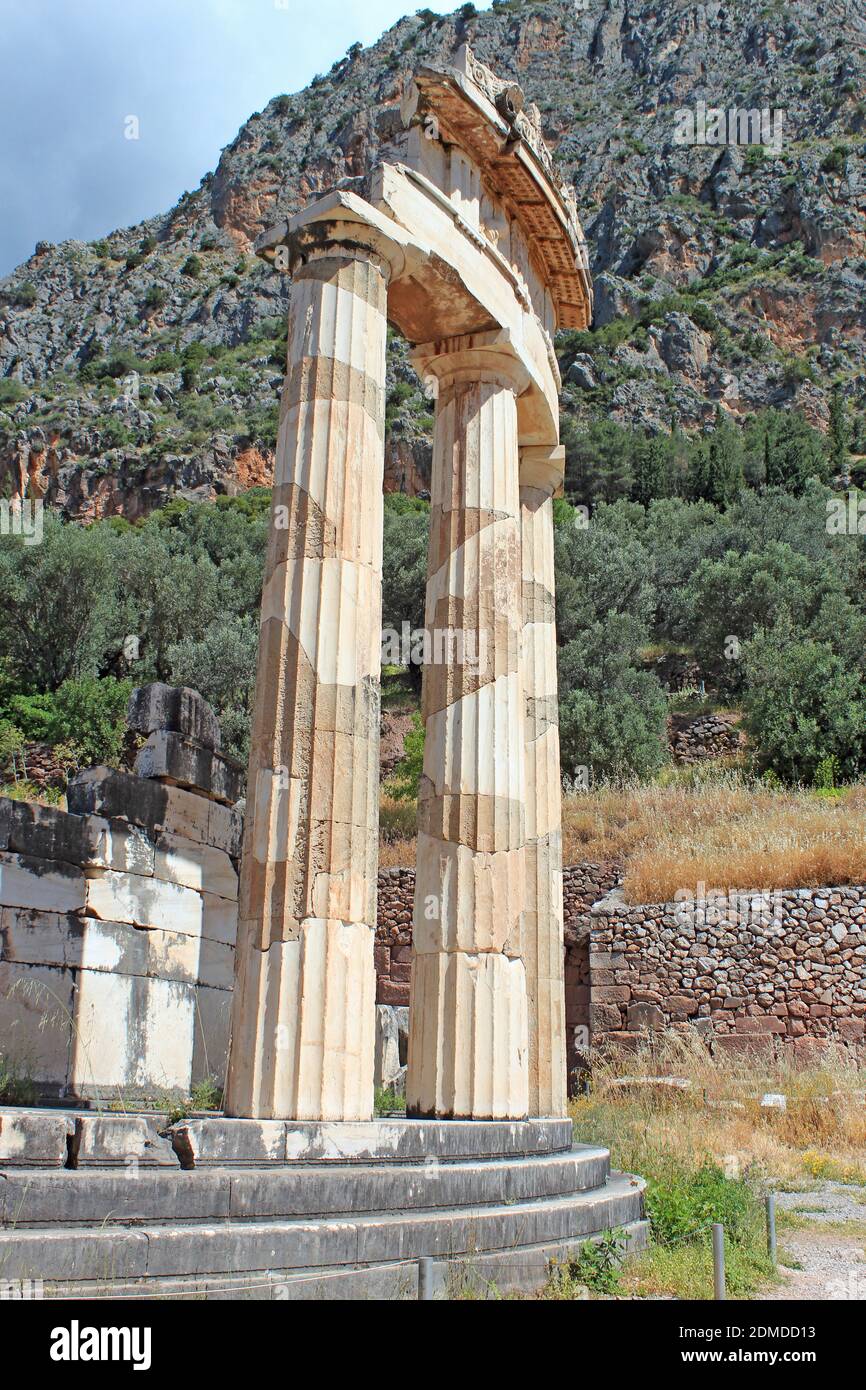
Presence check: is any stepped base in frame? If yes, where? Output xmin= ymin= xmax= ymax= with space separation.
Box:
xmin=0 ymin=1109 xmax=647 ymax=1299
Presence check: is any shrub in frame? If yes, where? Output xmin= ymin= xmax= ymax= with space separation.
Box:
xmin=384 ymin=713 xmax=425 ymax=801
xmin=182 ymin=255 xmax=202 ymax=278
xmin=0 ymin=379 xmax=26 ymax=405
xmin=143 ymin=285 xmax=167 ymax=311
xmin=743 ymin=630 xmax=866 ymax=783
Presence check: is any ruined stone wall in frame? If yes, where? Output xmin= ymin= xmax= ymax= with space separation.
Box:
xmin=585 ymin=887 xmax=866 ymax=1058
xmin=0 ymin=685 xmax=242 ymax=1102
xmin=374 ymin=866 xmax=866 ymax=1083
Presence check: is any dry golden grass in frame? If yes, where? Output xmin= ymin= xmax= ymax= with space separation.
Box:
xmin=560 ymin=775 xmax=866 ymax=903
xmin=573 ymin=1033 xmax=866 ymax=1189
xmin=378 ymin=774 xmax=866 ymax=897
xmin=378 ymin=793 xmax=417 ymax=868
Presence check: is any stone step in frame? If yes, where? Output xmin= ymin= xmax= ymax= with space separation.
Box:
xmin=37 ymin=1219 xmax=650 ymax=1300
xmin=0 ymin=1109 xmax=575 ymax=1168
xmin=0 ymin=1172 xmax=646 ymax=1285
xmin=0 ymin=1144 xmax=611 ymax=1227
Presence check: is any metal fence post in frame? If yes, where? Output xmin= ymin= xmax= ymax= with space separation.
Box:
xmin=418 ymin=1256 xmax=434 ymax=1300
xmin=766 ymin=1192 xmax=777 ymax=1266
xmin=712 ymin=1223 xmax=726 ymax=1300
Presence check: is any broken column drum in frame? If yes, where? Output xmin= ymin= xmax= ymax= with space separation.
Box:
xmin=225 ymin=46 xmax=593 ymax=1122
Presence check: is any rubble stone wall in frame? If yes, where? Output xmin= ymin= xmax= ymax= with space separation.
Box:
xmin=584 ymin=886 xmax=866 ymax=1057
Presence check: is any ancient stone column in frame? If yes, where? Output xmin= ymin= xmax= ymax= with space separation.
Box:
xmin=225 ymin=226 xmax=397 ymax=1121
xmin=520 ymin=448 xmax=567 ymax=1117
xmin=406 ymin=337 xmax=530 ymax=1120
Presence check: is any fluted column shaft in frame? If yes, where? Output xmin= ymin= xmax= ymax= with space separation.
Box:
xmin=225 ymin=241 xmax=389 ymax=1120
xmin=406 ymin=342 xmax=529 ymax=1119
xmin=520 ymin=465 xmax=567 ymax=1116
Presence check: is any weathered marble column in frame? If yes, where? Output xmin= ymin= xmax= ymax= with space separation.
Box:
xmin=520 ymin=448 xmax=567 ymax=1117
xmin=225 ymin=226 xmax=397 ymax=1120
xmin=406 ymin=337 xmax=530 ymax=1119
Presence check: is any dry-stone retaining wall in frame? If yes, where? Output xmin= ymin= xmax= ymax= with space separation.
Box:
xmin=584 ymin=886 xmax=866 ymax=1059
xmin=374 ymin=865 xmax=866 ymax=1087
xmin=0 ymin=685 xmax=242 ymax=1103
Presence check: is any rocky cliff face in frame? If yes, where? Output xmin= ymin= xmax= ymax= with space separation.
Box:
xmin=1 ymin=0 xmax=863 ymax=517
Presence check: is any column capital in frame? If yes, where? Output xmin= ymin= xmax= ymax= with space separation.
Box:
xmin=256 ymin=188 xmax=411 ymax=280
xmin=519 ymin=444 xmax=565 ymax=497
xmin=411 ymin=329 xmax=531 ymax=398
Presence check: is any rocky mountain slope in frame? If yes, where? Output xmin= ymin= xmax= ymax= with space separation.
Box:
xmin=1 ymin=0 xmax=864 ymax=518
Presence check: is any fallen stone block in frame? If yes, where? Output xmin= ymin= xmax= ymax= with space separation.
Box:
xmin=128 ymin=683 xmax=221 ymax=751
xmin=135 ymin=731 xmax=243 ymax=806
xmin=0 ymin=851 xmax=85 ymax=914
xmin=627 ymin=1002 xmax=666 ymax=1031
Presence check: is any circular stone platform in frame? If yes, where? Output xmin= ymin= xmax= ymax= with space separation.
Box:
xmin=0 ymin=1107 xmax=647 ymax=1299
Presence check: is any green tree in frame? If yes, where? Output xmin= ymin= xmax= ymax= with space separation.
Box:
xmin=381 ymin=496 xmax=429 ymax=690
xmin=631 ymin=434 xmax=672 ymax=507
xmin=828 ymin=387 xmax=851 ymax=476
xmin=689 ymin=409 xmax=745 ymax=506
xmin=763 ymin=409 xmax=828 ymax=494
xmin=0 ymin=516 xmax=121 ymax=690
xmin=743 ymin=627 xmax=866 ymax=782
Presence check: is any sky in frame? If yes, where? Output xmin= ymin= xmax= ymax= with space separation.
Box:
xmin=0 ymin=0 xmax=493 ymax=277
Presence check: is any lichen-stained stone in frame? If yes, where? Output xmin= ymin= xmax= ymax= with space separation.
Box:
xmin=0 ymin=851 xmax=85 ymax=914
xmin=406 ymin=341 xmax=530 ymax=1120
xmin=154 ymin=833 xmax=238 ymax=901
xmin=67 ymin=770 xmax=241 ymax=857
xmin=201 ymin=892 xmax=239 ymax=948
xmin=0 ymin=961 xmax=74 ymax=1090
xmin=408 ymin=950 xmax=529 ymax=1119
xmin=520 ymin=468 xmax=567 ymax=1117
xmin=84 ymin=869 xmax=202 ymax=937
xmin=128 ymin=683 xmax=221 ymax=752
xmin=72 ymin=970 xmax=196 ymax=1093
xmin=85 ymin=819 xmax=156 ymax=877
xmin=225 ymin=234 xmax=395 ymax=1121
xmin=134 ymin=730 xmax=243 ymax=806
xmin=0 ymin=906 xmax=81 ymax=968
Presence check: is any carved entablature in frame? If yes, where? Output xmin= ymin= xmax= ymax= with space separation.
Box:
xmin=393 ymin=45 xmax=592 ymax=332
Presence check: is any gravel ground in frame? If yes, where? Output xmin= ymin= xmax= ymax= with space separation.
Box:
xmin=760 ymin=1182 xmax=866 ymax=1300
